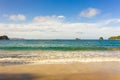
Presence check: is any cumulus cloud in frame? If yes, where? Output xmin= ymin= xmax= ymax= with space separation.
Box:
xmin=103 ymin=18 xmax=120 ymax=24
xmin=80 ymin=8 xmax=100 ymax=18
xmin=0 ymin=14 xmax=120 ymax=39
xmin=33 ymin=15 xmax=65 ymax=23
xmin=0 ymin=17 xmax=120 ymax=39
xmin=8 ymin=14 xmax=26 ymax=21
xmin=57 ymin=15 xmax=65 ymax=19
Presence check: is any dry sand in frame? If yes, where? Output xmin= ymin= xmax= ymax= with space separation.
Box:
xmin=0 ymin=62 xmax=120 ymax=80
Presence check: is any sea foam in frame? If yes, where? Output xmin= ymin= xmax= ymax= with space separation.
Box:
xmin=0 ymin=50 xmax=120 ymax=65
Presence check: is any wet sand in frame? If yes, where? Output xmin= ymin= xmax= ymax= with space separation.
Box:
xmin=1 ymin=62 xmax=120 ymax=80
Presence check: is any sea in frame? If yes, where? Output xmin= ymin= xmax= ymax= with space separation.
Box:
xmin=0 ymin=40 xmax=120 ymax=65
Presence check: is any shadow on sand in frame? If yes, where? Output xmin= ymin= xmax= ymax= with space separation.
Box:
xmin=0 ymin=73 xmax=40 ymax=80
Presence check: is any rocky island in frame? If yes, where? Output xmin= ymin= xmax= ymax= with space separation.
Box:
xmin=108 ymin=35 xmax=120 ymax=40
xmin=0 ymin=35 xmax=9 ymax=40
xmin=75 ymin=38 xmax=80 ymax=40
xmin=99 ymin=37 xmax=104 ymax=40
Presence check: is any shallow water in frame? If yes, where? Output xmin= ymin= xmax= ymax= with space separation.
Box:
xmin=0 ymin=40 xmax=120 ymax=65
xmin=0 ymin=40 xmax=120 ymax=51
xmin=0 ymin=50 xmax=120 ymax=65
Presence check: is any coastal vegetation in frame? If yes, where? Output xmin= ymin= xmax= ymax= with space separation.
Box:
xmin=108 ymin=35 xmax=120 ymax=40
xmin=0 ymin=35 xmax=9 ymax=40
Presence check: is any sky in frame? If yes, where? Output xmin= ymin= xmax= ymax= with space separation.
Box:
xmin=0 ymin=0 xmax=120 ymax=39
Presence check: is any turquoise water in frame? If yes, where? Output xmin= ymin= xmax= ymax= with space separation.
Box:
xmin=0 ymin=40 xmax=120 ymax=65
xmin=0 ymin=40 xmax=120 ymax=51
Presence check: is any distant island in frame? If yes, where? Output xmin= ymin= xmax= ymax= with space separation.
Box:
xmin=108 ymin=35 xmax=120 ymax=40
xmin=99 ymin=37 xmax=104 ymax=40
xmin=75 ymin=38 xmax=80 ymax=40
xmin=0 ymin=35 xmax=120 ymax=40
xmin=0 ymin=35 xmax=9 ymax=40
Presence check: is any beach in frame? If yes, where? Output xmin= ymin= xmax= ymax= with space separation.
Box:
xmin=0 ymin=40 xmax=120 ymax=80
xmin=1 ymin=62 xmax=120 ymax=80
xmin=0 ymin=0 xmax=120 ymax=79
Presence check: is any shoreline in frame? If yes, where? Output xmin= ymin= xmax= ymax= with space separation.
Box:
xmin=0 ymin=50 xmax=120 ymax=65
xmin=0 ymin=49 xmax=120 ymax=80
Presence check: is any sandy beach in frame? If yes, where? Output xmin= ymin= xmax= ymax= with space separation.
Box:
xmin=0 ymin=62 xmax=120 ymax=80
xmin=0 ymin=0 xmax=120 ymax=80
xmin=0 ymin=41 xmax=120 ymax=80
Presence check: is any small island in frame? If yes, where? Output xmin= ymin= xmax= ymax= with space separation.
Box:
xmin=0 ymin=35 xmax=9 ymax=40
xmin=99 ymin=37 xmax=104 ymax=40
xmin=75 ymin=38 xmax=80 ymax=40
xmin=108 ymin=35 xmax=120 ymax=40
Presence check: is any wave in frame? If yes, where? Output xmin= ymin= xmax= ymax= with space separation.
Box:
xmin=32 ymin=58 xmax=120 ymax=64
xmin=0 ymin=46 xmax=109 ymax=51
xmin=0 ymin=40 xmax=120 ymax=51
xmin=0 ymin=50 xmax=120 ymax=65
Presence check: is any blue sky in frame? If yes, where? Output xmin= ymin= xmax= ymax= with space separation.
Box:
xmin=0 ymin=0 xmax=120 ymax=39
xmin=0 ymin=0 xmax=120 ymax=22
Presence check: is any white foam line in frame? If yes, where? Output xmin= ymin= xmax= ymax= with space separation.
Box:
xmin=30 ymin=58 xmax=120 ymax=64
xmin=0 ymin=58 xmax=21 ymax=60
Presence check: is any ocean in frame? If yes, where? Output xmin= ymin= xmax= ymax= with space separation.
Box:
xmin=0 ymin=40 xmax=120 ymax=51
xmin=0 ymin=40 xmax=120 ymax=65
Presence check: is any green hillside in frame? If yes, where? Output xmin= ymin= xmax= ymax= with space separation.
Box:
xmin=108 ymin=35 xmax=120 ymax=40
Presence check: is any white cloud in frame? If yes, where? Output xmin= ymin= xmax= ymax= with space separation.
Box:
xmin=57 ymin=15 xmax=65 ymax=19
xmin=8 ymin=14 xmax=26 ymax=21
xmin=0 ymin=15 xmax=120 ymax=39
xmin=80 ymin=8 xmax=100 ymax=18
xmin=33 ymin=15 xmax=65 ymax=23
xmin=103 ymin=18 xmax=120 ymax=24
